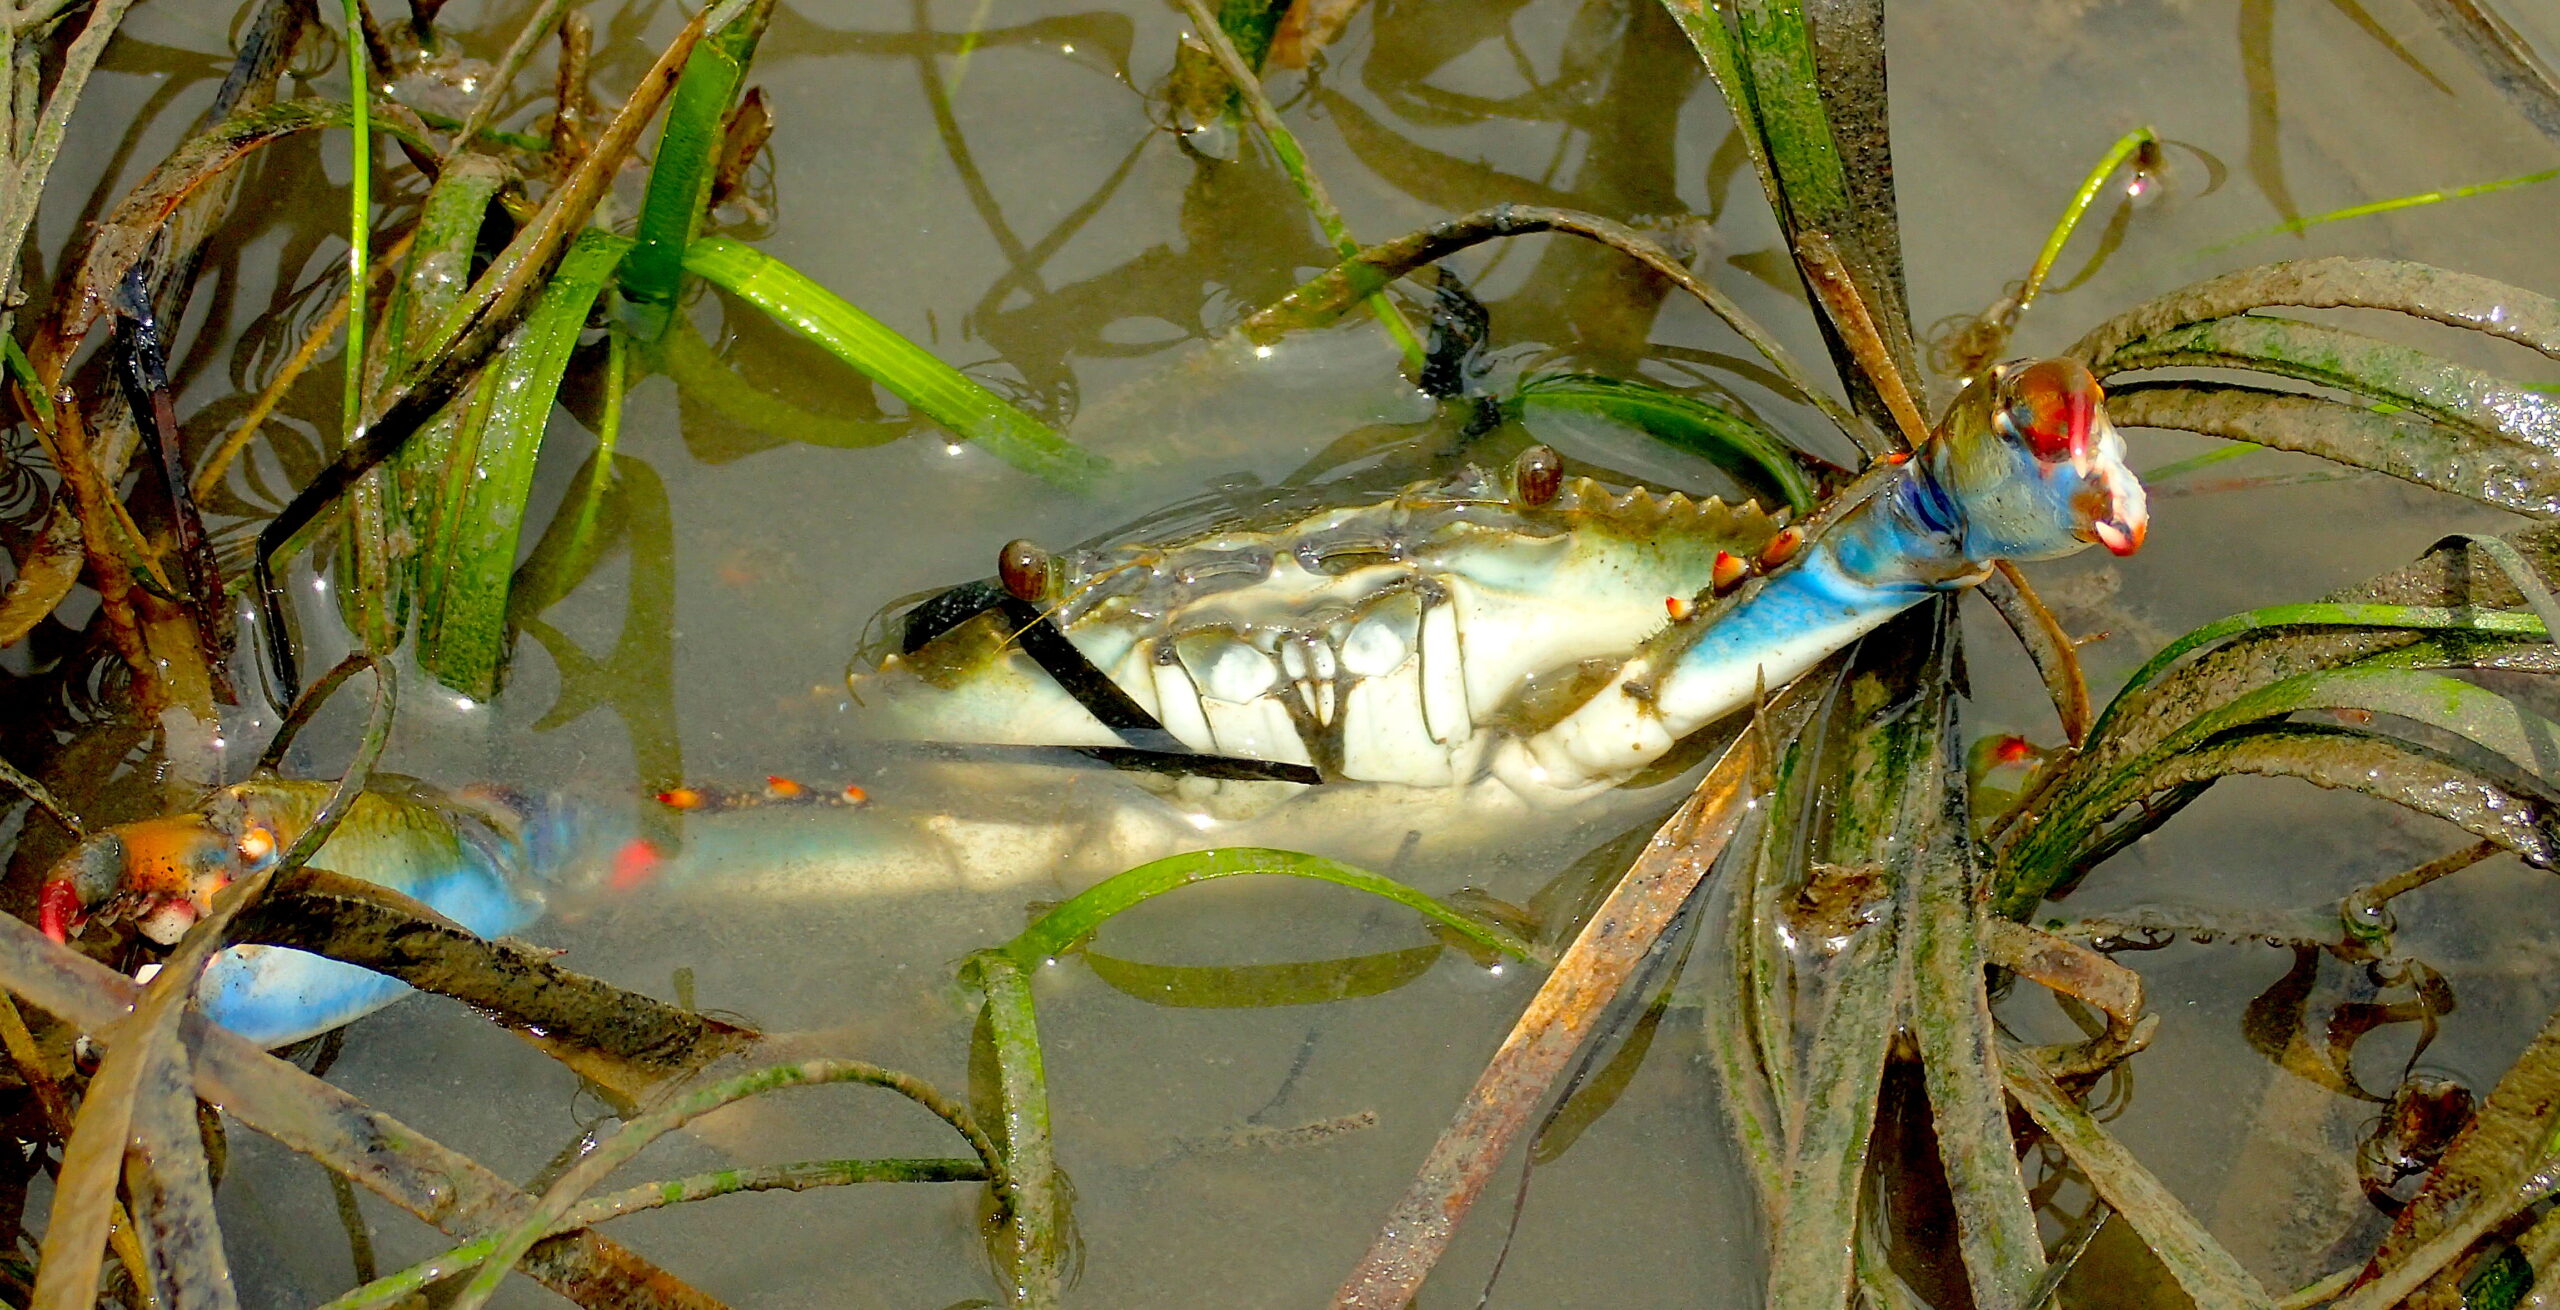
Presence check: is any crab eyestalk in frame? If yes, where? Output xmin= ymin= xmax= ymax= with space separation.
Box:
xmin=1517 ymin=357 xmax=2146 ymax=790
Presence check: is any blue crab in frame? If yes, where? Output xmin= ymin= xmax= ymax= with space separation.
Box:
xmin=852 ymin=357 xmax=2145 ymax=802
xmin=37 ymin=358 xmax=2144 ymax=1047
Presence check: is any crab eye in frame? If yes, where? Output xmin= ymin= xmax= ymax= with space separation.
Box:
xmin=235 ymin=825 xmax=277 ymax=869
xmin=1509 ymin=444 xmax=1563 ymax=508
xmin=997 ymin=539 xmax=1053 ymax=603
xmin=1995 ymin=358 xmax=2099 ymax=465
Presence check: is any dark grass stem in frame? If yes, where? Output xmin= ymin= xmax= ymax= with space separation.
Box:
xmin=0 ymin=0 xmax=142 ymax=318
xmin=1168 ymin=0 xmax=1421 ymax=370
xmin=445 ymin=0 xmax=576 ymax=161
xmin=254 ymin=651 xmax=384 ymax=774
xmin=196 ymin=229 xmax=413 ymax=499
xmin=1981 ymin=561 xmax=2094 ymax=746
xmin=0 ymin=750 xmax=81 ymax=836
xmin=1239 ymin=203 xmax=1864 ymax=443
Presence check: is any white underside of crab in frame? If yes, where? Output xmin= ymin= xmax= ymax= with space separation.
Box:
xmin=859 ymin=554 xmax=1726 ymax=800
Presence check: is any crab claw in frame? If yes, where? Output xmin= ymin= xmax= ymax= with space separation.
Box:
xmin=2078 ymin=414 xmax=2149 ymax=558
xmin=37 ymin=878 xmax=85 ymax=944
xmin=38 ymin=817 xmax=236 ymax=947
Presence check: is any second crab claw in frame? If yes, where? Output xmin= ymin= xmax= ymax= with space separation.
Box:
xmin=37 ymin=779 xmax=576 ymax=1048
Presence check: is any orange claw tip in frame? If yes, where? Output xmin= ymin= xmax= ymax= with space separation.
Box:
xmin=2092 ymin=517 xmax=2145 ymax=557
xmin=1991 ymin=735 xmax=2038 ymax=764
xmin=37 ymin=879 xmax=81 ymax=944
xmin=1710 ymin=551 xmax=1749 ymax=595
xmin=655 ymin=787 xmax=704 ymax=811
xmin=1758 ymin=526 xmax=1805 ymax=571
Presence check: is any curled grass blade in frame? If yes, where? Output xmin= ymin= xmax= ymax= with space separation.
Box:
xmin=682 ymin=237 xmax=1103 ymax=488
xmin=319 ymin=1158 xmax=986 ymax=1310
xmin=2107 ymin=380 xmax=2560 ymax=517
xmin=2020 ymin=127 xmax=2160 ymax=316
xmin=2001 ymin=1047 xmax=2275 ymax=1308
xmin=2000 ymin=726 xmax=2560 ymax=918
xmin=2126 ymin=665 xmax=2560 ymax=821
xmin=2094 ymin=601 xmax=2548 ymax=745
xmin=2007 ymin=667 xmax=2560 ymax=913
xmin=2094 ymin=314 xmax=2560 ymax=453
xmin=1511 ymin=372 xmax=1821 ymax=513
xmin=1001 ymin=847 xmax=1533 ymax=970
xmin=415 ymin=228 xmax=631 ymax=698
xmin=449 ymin=1059 xmax=991 ymax=1310
xmin=2068 ymin=257 xmax=2560 ymax=370
xmin=1938 ymin=128 xmax=2162 ymax=377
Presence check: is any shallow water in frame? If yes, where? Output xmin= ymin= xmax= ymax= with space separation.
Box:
xmin=17 ymin=0 xmax=2560 ymax=1304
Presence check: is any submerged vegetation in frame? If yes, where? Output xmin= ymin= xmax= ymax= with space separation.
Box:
xmin=0 ymin=0 xmax=2555 ymax=1306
